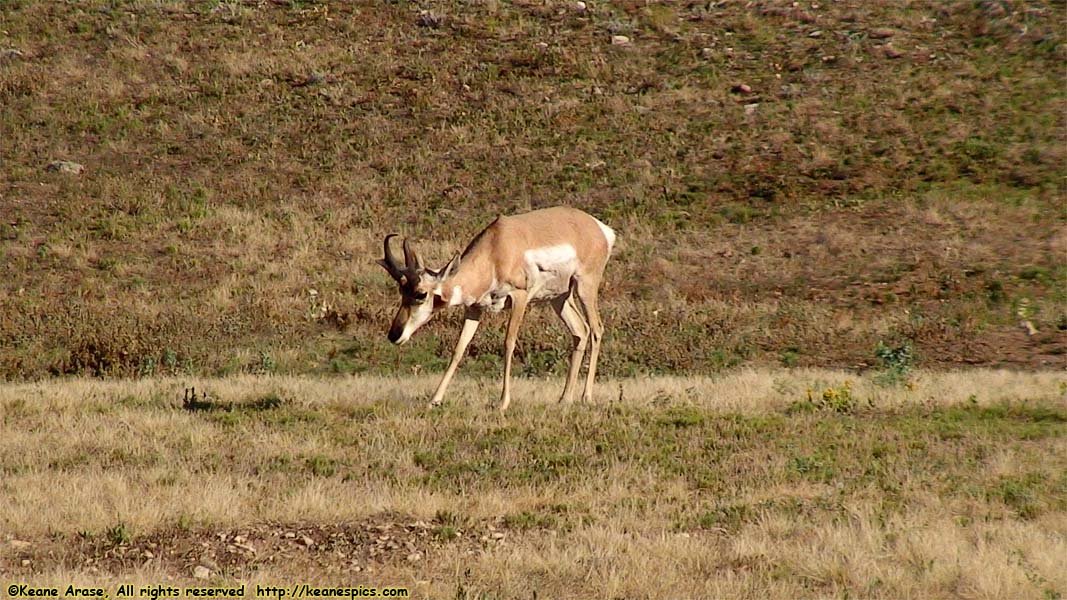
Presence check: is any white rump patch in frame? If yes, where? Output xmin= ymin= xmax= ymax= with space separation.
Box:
xmin=593 ymin=217 xmax=616 ymax=253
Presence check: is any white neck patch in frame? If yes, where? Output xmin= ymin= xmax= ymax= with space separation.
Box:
xmin=448 ymin=285 xmax=464 ymax=306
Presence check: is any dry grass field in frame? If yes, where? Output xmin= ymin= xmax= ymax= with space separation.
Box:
xmin=1 ymin=371 xmax=1066 ymax=598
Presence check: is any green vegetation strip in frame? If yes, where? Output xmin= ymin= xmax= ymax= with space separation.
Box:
xmin=3 ymin=387 xmax=1064 ymax=530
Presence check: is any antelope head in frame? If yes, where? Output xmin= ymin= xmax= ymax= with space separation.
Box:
xmin=377 ymin=234 xmax=460 ymax=345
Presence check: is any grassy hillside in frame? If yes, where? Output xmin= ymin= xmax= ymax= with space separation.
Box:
xmin=0 ymin=0 xmax=1064 ymax=379
xmin=1 ymin=371 xmax=1065 ymax=597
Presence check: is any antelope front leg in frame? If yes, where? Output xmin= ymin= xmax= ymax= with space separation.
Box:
xmin=499 ymin=290 xmax=530 ymax=413
xmin=429 ymin=308 xmax=482 ymax=408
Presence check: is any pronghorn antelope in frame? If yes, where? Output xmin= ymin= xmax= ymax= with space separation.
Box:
xmin=377 ymin=206 xmax=616 ymax=412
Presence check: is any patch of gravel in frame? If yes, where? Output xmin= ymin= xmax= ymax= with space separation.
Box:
xmin=2 ymin=514 xmax=519 ymax=578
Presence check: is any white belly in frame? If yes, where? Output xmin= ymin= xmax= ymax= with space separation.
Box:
xmin=524 ymin=244 xmax=578 ymax=301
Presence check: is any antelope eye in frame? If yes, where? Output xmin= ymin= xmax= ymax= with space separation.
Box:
xmin=413 ymin=292 xmax=428 ymax=302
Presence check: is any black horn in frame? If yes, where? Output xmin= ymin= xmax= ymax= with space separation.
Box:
xmin=378 ymin=234 xmax=405 ymax=281
xmin=402 ymin=237 xmax=423 ymax=271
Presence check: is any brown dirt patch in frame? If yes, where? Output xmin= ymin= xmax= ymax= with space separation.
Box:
xmin=2 ymin=514 xmax=516 ymax=580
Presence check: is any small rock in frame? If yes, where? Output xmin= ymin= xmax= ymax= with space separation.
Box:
xmin=778 ymin=84 xmax=799 ymax=99
xmin=732 ymin=83 xmax=753 ymax=94
xmin=416 ymin=10 xmax=443 ymax=28
xmin=283 ymin=532 xmax=296 ymax=539
xmin=406 ymin=552 xmax=422 ymax=562
xmin=700 ymin=47 xmax=714 ymax=58
xmin=535 ymin=42 xmax=548 ymax=50
xmin=143 ymin=550 xmax=154 ymax=559
xmin=883 ymin=45 xmax=903 ymax=59
xmin=45 ymin=160 xmax=84 ymax=175
xmin=575 ymin=1 xmax=587 ymax=11
xmin=1021 ymin=320 xmax=1038 ymax=337
xmin=300 ymin=536 xmax=315 ymax=548
xmin=21 ymin=559 xmax=31 ymax=566
xmin=491 ymin=532 xmax=505 ymax=540
xmin=233 ymin=535 xmax=246 ymax=544
xmin=808 ymin=30 xmax=823 ymax=38
xmin=0 ymin=48 xmax=24 ymax=61
xmin=869 ymin=27 xmax=897 ymax=39
xmin=610 ymin=35 xmax=631 ymax=46
xmin=192 ymin=565 xmax=211 ymax=579
xmin=744 ymin=103 xmax=759 ymax=116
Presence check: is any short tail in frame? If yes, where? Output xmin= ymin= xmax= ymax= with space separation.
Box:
xmin=593 ymin=217 xmax=616 ymax=254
